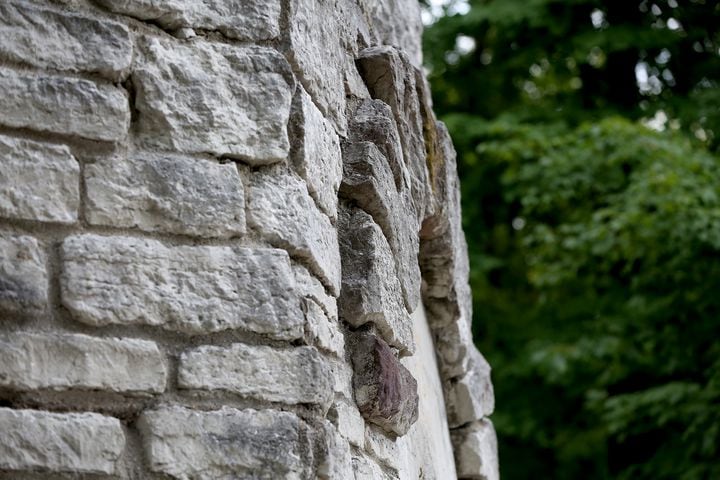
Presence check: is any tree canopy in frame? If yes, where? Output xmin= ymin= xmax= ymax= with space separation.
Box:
xmin=422 ymin=1 xmax=720 ymax=478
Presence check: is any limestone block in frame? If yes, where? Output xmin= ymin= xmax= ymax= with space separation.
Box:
xmin=350 ymin=333 xmax=419 ymax=436
xmin=85 ymin=153 xmax=244 ymax=238
xmin=364 ymin=426 xmax=404 ymax=473
xmin=290 ymin=88 xmax=343 ymax=220
xmin=96 ymin=0 xmax=280 ymax=41
xmin=139 ymin=406 xmax=305 ymax=479
xmin=288 ymin=0 xmax=366 ymax=134
xmin=0 ymin=332 xmax=166 ymax=394
xmin=338 ymin=207 xmax=414 ymax=354
xmin=0 ymin=234 xmax=47 ymax=315
xmin=294 ymin=264 xmax=338 ymax=323
xmin=317 ymin=421 xmax=354 ymax=480
xmin=352 ymin=453 xmax=392 ymax=480
xmin=0 ymin=407 xmax=125 ymax=475
xmin=134 ymin=37 xmax=294 ymax=165
xmin=248 ymin=172 xmax=341 ymax=295
xmin=340 ymin=140 xmax=421 ymax=312
xmin=446 ymin=350 xmax=495 ymax=428
xmin=329 ymin=399 xmax=366 ymax=448
xmin=0 ymin=1 xmax=132 ymax=80
xmin=60 ymin=235 xmax=303 ymax=339
xmin=451 ymin=419 xmax=499 ymax=480
xmin=435 ymin=312 xmax=475 ymax=379
xmin=0 ymin=134 xmax=79 ymax=224
xmin=304 ymin=297 xmax=345 ymax=357
xmin=363 ymin=0 xmax=424 ymax=67
xmin=0 ymin=67 xmax=129 ymax=142
xmin=357 ymin=46 xmax=432 ymax=220
xmin=179 ymin=343 xmax=333 ymax=407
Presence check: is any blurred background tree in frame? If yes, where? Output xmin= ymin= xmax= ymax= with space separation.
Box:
xmin=421 ymin=1 xmax=720 ymax=479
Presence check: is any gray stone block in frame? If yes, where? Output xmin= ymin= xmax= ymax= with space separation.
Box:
xmin=61 ymin=234 xmax=303 ymax=339
xmin=0 ymin=234 xmax=47 ymax=315
xmin=0 ymin=134 xmax=79 ymax=224
xmin=451 ymin=419 xmax=499 ymax=480
xmin=85 ymin=153 xmax=244 ymax=238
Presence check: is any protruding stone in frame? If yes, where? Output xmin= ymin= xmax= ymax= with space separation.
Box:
xmin=134 ymin=37 xmax=294 ymax=164
xmin=139 ymin=406 xmax=306 ymax=479
xmin=352 ymin=453 xmax=392 ymax=480
xmin=304 ymin=298 xmax=345 ymax=357
xmin=0 ymin=234 xmax=47 ymax=315
xmin=0 ymin=332 xmax=167 ymax=394
xmin=85 ymin=153 xmax=245 ymax=238
xmin=61 ymin=235 xmax=303 ymax=339
xmin=317 ymin=421 xmax=354 ymax=480
xmin=96 ymin=0 xmax=281 ymax=41
xmin=0 ymin=67 xmax=129 ymax=142
xmin=0 ymin=408 xmax=125 ymax=475
xmin=451 ymin=419 xmax=499 ymax=480
xmin=248 ymin=172 xmax=341 ymax=295
xmin=356 ymin=46 xmax=432 ymax=220
xmin=446 ymin=350 xmax=495 ymax=428
xmin=0 ymin=135 xmax=79 ymax=224
xmin=179 ymin=344 xmax=333 ymax=407
xmin=290 ymin=88 xmax=343 ymax=220
xmin=338 ymin=207 xmax=414 ymax=354
xmin=434 ymin=310 xmax=475 ymax=379
xmin=350 ymin=333 xmax=419 ymax=436
xmin=363 ymin=0 xmax=424 ymax=67
xmin=0 ymin=1 xmax=132 ymax=80
xmin=340 ymin=139 xmax=421 ymax=312
xmin=329 ymin=399 xmax=366 ymax=448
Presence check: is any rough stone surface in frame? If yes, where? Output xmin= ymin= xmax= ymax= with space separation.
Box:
xmin=290 ymin=88 xmax=343 ymax=220
xmin=318 ymin=421 xmax=354 ymax=480
xmin=339 ymin=207 xmax=414 ymax=354
xmin=451 ymin=419 xmax=500 ymax=480
xmin=85 ymin=152 xmax=245 ymax=238
xmin=357 ymin=46 xmax=432 ymax=221
xmin=0 ymin=234 xmax=47 ymax=315
xmin=352 ymin=453 xmax=392 ymax=480
xmin=0 ymin=67 xmax=130 ymax=142
xmin=340 ymin=137 xmax=421 ymax=312
xmin=134 ymin=37 xmax=294 ymax=164
xmin=179 ymin=343 xmax=333 ymax=407
xmin=248 ymin=171 xmax=341 ymax=295
xmin=446 ymin=350 xmax=496 ymax=428
xmin=304 ymin=297 xmax=345 ymax=357
xmin=0 ymin=332 xmax=166 ymax=394
xmin=61 ymin=235 xmax=303 ymax=339
xmin=96 ymin=0 xmax=280 ymax=41
xmin=363 ymin=0 xmax=424 ymax=67
xmin=329 ymin=399 xmax=366 ymax=448
xmin=0 ymin=134 xmax=79 ymax=224
xmin=0 ymin=1 xmax=132 ymax=80
xmin=0 ymin=407 xmax=125 ymax=475
xmin=139 ymin=406 xmax=305 ymax=480
xmin=350 ymin=333 xmax=419 ymax=436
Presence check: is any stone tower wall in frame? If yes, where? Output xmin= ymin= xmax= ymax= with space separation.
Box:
xmin=0 ymin=0 xmax=497 ymax=478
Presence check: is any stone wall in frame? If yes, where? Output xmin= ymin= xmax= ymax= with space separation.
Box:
xmin=0 ymin=0 xmax=497 ymax=478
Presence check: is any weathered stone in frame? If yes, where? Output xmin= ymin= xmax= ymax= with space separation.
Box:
xmin=338 ymin=207 xmax=414 ymax=354
xmin=363 ymin=0 xmax=423 ymax=67
xmin=0 ymin=332 xmax=166 ymax=394
xmin=134 ymin=37 xmax=294 ymax=164
xmin=0 ymin=134 xmax=79 ymax=224
xmin=288 ymin=0 xmax=367 ymax=134
xmin=139 ymin=406 xmax=306 ymax=479
xmin=329 ymin=399 xmax=366 ymax=448
xmin=304 ymin=297 xmax=345 ymax=357
xmin=248 ymin=172 xmax=341 ymax=295
xmin=446 ymin=350 xmax=495 ymax=428
xmin=364 ymin=426 xmax=404 ymax=473
xmin=317 ymin=421 xmax=354 ymax=480
xmin=61 ymin=235 xmax=303 ymax=339
xmin=451 ymin=419 xmax=499 ymax=480
xmin=85 ymin=153 xmax=244 ymax=238
xmin=0 ymin=407 xmax=125 ymax=475
xmin=352 ymin=453 xmax=392 ymax=480
xmin=179 ymin=344 xmax=332 ymax=407
xmin=0 ymin=1 xmax=132 ymax=80
xmin=0 ymin=234 xmax=47 ymax=315
xmin=340 ymin=140 xmax=421 ymax=312
xmin=350 ymin=333 xmax=419 ymax=436
xmin=356 ymin=46 xmax=432 ymax=220
xmin=434 ymin=312 xmax=475 ymax=379
xmin=96 ymin=0 xmax=280 ymax=41
xmin=290 ymin=88 xmax=343 ymax=220
xmin=0 ymin=67 xmax=129 ymax=142
xmin=294 ymin=264 xmax=338 ymax=323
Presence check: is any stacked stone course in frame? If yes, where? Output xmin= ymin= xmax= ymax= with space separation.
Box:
xmin=0 ymin=0 xmax=497 ymax=478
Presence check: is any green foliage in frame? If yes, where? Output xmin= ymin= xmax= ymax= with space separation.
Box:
xmin=423 ymin=1 xmax=720 ymax=478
